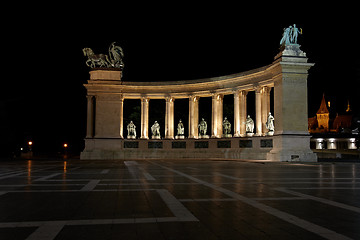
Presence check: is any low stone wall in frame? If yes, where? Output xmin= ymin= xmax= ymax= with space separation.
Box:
xmin=81 ymin=137 xmax=274 ymax=160
xmin=313 ymin=149 xmax=360 ymax=159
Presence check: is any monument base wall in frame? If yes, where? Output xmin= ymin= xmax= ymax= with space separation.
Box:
xmin=80 ymin=137 xmax=275 ymax=161
xmin=267 ymin=134 xmax=317 ymax=162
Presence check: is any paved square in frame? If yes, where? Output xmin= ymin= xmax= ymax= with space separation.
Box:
xmin=0 ymin=160 xmax=359 ymax=239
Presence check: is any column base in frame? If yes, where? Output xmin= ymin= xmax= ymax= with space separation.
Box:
xmin=267 ymin=134 xmax=317 ymax=162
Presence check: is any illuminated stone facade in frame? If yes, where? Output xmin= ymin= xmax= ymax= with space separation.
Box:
xmin=81 ymin=45 xmax=317 ymax=162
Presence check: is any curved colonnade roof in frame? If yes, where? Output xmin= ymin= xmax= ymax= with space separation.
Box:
xmin=85 ymin=61 xmax=282 ymax=99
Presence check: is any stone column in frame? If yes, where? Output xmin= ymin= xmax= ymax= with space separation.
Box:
xmin=188 ymin=95 xmax=199 ymax=138
xmin=165 ymin=96 xmax=175 ymax=139
xmin=255 ymin=88 xmax=262 ymax=136
xmin=140 ymin=97 xmax=150 ymax=139
xmin=267 ymin=44 xmax=317 ymax=162
xmin=211 ymin=94 xmax=223 ymax=138
xmin=261 ymin=87 xmax=271 ymax=134
xmin=239 ymin=90 xmax=247 ymax=136
xmin=233 ymin=91 xmax=240 ymax=137
xmin=86 ymin=95 xmax=94 ymax=138
xmin=119 ymin=96 xmax=124 ymax=138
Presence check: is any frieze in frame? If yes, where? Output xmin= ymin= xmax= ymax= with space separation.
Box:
xmin=95 ymin=94 xmax=124 ymax=101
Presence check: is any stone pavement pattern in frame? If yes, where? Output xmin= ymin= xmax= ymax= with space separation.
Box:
xmin=0 ymin=159 xmax=359 ymax=240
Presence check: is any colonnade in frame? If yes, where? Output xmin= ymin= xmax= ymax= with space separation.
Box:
xmin=82 ymin=43 xmax=318 ymax=161
xmin=85 ymin=86 xmax=272 ymax=140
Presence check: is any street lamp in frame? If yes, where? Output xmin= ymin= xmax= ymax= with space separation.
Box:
xmin=63 ymin=143 xmax=68 ymax=159
xmin=28 ymin=141 xmax=33 ymax=151
xmin=28 ymin=141 xmax=33 ymax=157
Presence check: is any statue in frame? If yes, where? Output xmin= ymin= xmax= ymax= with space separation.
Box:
xmin=280 ymin=25 xmax=293 ymax=46
xmin=108 ymin=42 xmax=124 ymax=68
xmin=176 ymin=119 xmax=185 ymax=139
xmin=280 ymin=24 xmax=302 ymax=46
xmin=245 ymin=115 xmax=254 ymax=136
xmin=198 ymin=118 xmax=209 ymax=138
xmin=83 ymin=42 xmax=124 ymax=69
xmin=82 ymin=48 xmax=109 ymax=68
xmin=223 ymin=117 xmax=232 ymax=138
xmin=291 ymin=24 xmax=302 ymax=44
xmin=127 ymin=121 xmax=136 ymax=139
xmin=151 ymin=121 xmax=161 ymax=139
xmin=266 ymin=112 xmax=275 ymax=135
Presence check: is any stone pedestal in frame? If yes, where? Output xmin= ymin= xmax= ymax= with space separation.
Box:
xmin=267 ymin=45 xmax=317 ymax=162
xmin=222 ymin=134 xmax=232 ymax=138
xmin=199 ymin=135 xmax=210 ymax=139
xmin=268 ymin=135 xmax=316 ymax=162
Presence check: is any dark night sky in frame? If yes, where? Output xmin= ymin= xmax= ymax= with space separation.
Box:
xmin=1 ymin=7 xmax=359 ymax=156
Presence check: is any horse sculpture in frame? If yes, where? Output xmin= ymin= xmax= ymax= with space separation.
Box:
xmin=82 ymin=48 xmax=109 ymax=68
xmin=83 ymin=42 xmax=124 ymax=69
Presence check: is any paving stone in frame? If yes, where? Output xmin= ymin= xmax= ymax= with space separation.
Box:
xmin=0 ymin=160 xmax=359 ymax=239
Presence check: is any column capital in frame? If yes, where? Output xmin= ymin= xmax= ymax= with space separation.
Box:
xmin=189 ymin=95 xmax=200 ymax=102
xmin=211 ymin=93 xmax=224 ymax=100
xmin=262 ymin=86 xmax=272 ymax=95
xmin=240 ymin=90 xmax=248 ymax=96
xmin=141 ymin=96 xmax=150 ymax=103
xmin=234 ymin=90 xmax=249 ymax=97
xmin=255 ymin=86 xmax=263 ymax=94
xmin=165 ymin=96 xmax=175 ymax=103
xmin=232 ymin=88 xmax=247 ymax=95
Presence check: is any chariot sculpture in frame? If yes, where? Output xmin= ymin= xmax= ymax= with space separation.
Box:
xmin=83 ymin=42 xmax=124 ymax=69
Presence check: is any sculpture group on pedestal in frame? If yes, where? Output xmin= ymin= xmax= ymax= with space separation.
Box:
xmin=280 ymin=24 xmax=302 ymax=46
